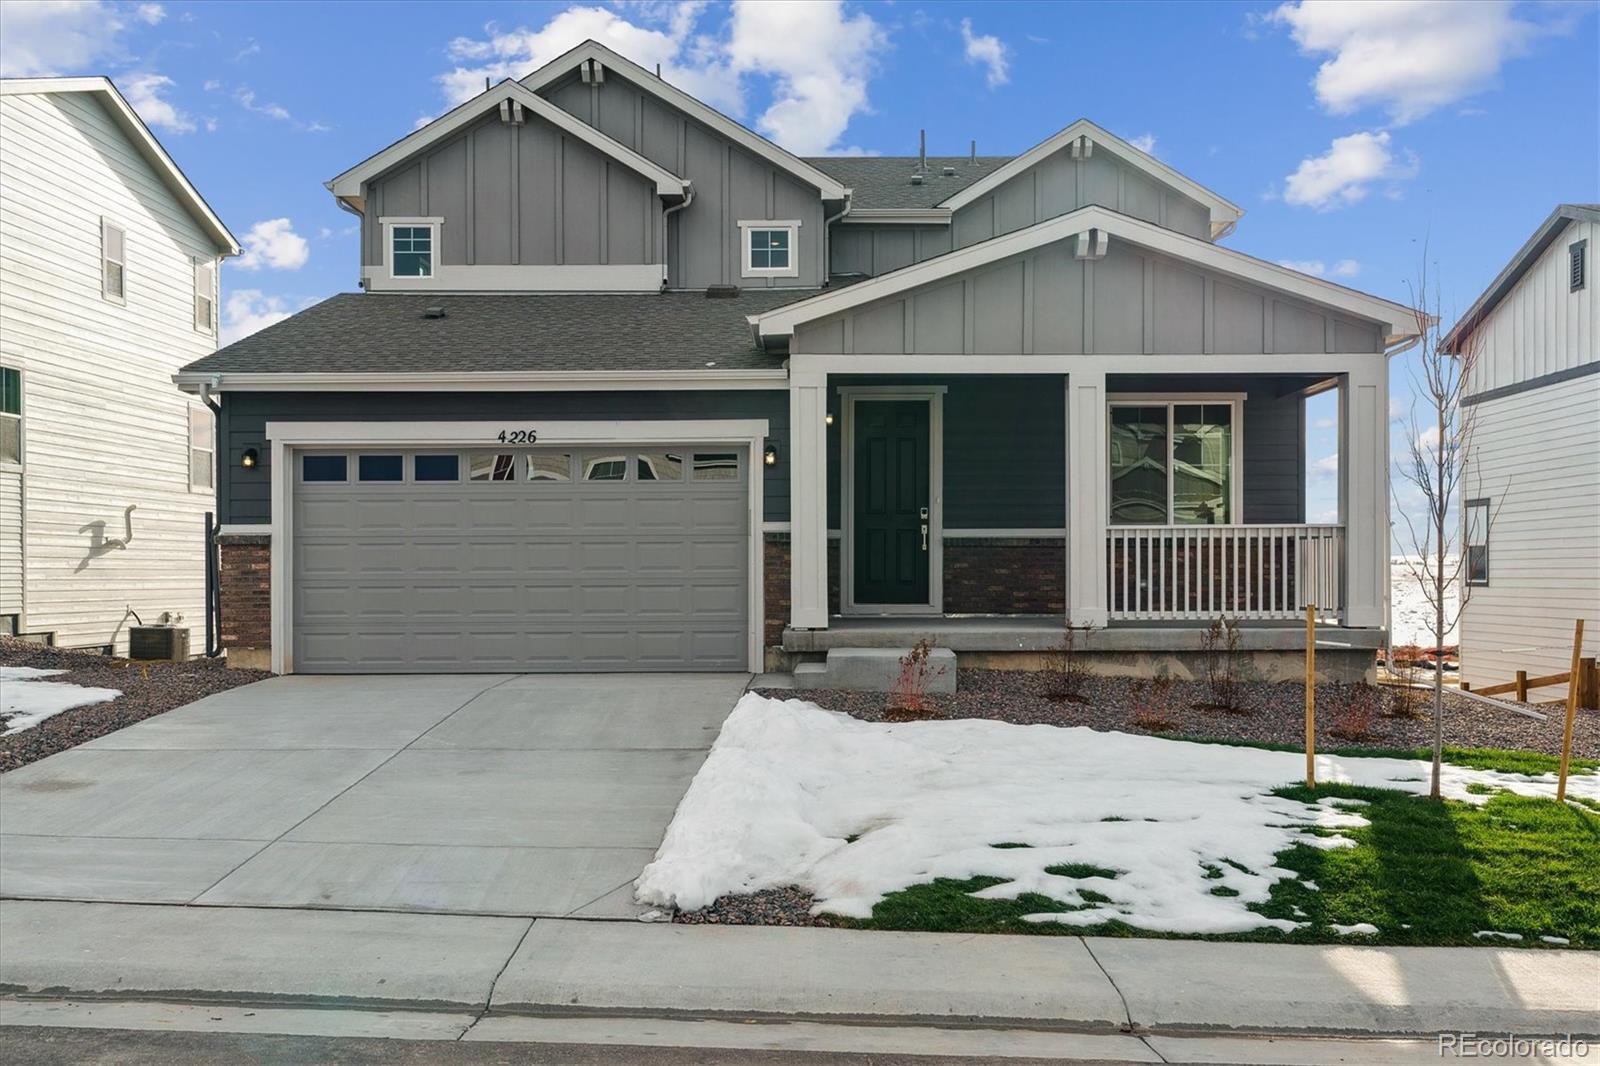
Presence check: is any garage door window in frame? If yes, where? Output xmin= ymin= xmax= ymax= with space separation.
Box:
xmin=637 ymin=452 xmax=683 ymax=481
xmin=527 ymin=453 xmax=572 ymax=481
xmin=469 ymin=453 xmax=518 ymax=481
xmin=358 ymin=455 xmax=403 ymax=481
xmin=584 ymin=455 xmax=628 ymax=481
xmin=414 ymin=454 xmax=459 ymax=481
xmin=302 ymin=455 xmax=347 ymax=482
xmin=693 ymin=452 xmax=739 ymax=480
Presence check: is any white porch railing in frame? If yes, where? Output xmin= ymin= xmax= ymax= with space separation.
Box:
xmin=1107 ymin=524 xmax=1344 ymax=622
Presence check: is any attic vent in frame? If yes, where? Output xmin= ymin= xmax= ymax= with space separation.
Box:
xmin=941 ymin=165 xmax=955 ymax=177
xmin=422 ymin=306 xmax=447 ymax=319
xmin=705 ymin=285 xmax=740 ymax=299
xmin=1571 ymin=240 xmax=1587 ymax=293
xmin=909 ymin=174 xmax=924 ymax=185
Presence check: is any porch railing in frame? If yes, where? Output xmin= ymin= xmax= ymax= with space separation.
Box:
xmin=1107 ymin=524 xmax=1344 ymax=622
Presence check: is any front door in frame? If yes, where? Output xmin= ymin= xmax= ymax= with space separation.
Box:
xmin=853 ymin=400 xmax=931 ymax=606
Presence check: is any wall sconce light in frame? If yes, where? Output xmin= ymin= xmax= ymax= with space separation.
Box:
xmin=824 ymin=412 xmax=835 ymax=426
xmin=763 ymin=443 xmax=779 ymax=467
xmin=240 ymin=447 xmax=259 ymax=470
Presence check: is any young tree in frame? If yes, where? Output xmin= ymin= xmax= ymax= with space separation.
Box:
xmin=1393 ymin=259 xmax=1492 ymax=799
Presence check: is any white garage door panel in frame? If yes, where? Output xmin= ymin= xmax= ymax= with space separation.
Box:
xmin=291 ymin=447 xmax=749 ymax=673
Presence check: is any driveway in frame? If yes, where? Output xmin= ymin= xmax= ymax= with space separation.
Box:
xmin=0 ymin=674 xmax=747 ymax=918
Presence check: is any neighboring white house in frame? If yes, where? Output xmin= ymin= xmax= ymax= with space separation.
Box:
xmin=0 ymin=77 xmax=238 ymax=653
xmin=1442 ymin=204 xmax=1599 ymax=694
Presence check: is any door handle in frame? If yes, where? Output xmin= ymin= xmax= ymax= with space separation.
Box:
xmin=921 ymin=523 xmax=929 ymax=551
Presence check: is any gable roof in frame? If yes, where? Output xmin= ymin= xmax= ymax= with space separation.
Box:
xmin=1440 ymin=203 xmax=1600 ymax=354
xmin=519 ymin=40 xmax=849 ymax=201
xmin=936 ymin=119 xmax=1244 ymax=240
xmin=803 ymin=156 xmax=1014 ymax=211
xmin=1 ymin=76 xmax=238 ymax=256
xmin=750 ymin=204 xmax=1421 ymax=346
xmin=327 ymin=79 xmax=688 ymax=201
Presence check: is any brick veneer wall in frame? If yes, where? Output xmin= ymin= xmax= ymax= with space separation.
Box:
xmin=218 ymin=535 xmax=270 ymax=650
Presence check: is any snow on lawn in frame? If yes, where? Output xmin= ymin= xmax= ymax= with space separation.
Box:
xmin=1391 ymin=556 xmax=1459 ymax=647
xmin=636 ymin=695 xmax=1599 ymax=935
xmin=0 ymin=667 xmax=122 ymax=736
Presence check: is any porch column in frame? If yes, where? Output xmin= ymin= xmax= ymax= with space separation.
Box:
xmin=1340 ymin=358 xmax=1388 ymax=628
xmin=789 ymin=377 xmax=829 ymax=629
xmin=1065 ymin=370 xmax=1109 ymax=627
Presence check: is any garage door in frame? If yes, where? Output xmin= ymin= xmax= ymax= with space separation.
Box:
xmin=290 ymin=446 xmax=749 ymax=672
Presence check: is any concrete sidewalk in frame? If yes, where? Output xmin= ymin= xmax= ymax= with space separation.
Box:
xmin=2 ymin=900 xmax=1595 ymax=1040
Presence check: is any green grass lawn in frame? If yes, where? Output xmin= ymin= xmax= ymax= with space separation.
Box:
xmin=837 ymin=748 xmax=1600 ymax=947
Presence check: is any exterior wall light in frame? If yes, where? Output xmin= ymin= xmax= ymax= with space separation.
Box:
xmin=824 ymin=412 xmax=834 ymax=426
xmin=241 ymin=447 xmax=259 ymax=469
xmin=763 ymin=443 xmax=779 ymax=467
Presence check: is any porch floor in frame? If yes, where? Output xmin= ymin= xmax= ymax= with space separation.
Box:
xmin=781 ymin=616 xmax=1386 ymax=654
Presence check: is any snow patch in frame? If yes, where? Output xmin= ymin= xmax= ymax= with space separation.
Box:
xmin=1540 ymin=936 xmax=1570 ymax=946
xmin=1390 ymin=556 xmax=1459 ymax=647
xmin=1331 ymin=922 xmax=1379 ymax=936
xmin=1475 ymin=930 xmax=1523 ymax=941
xmin=637 ymin=695 xmax=1600 ymax=936
xmin=1 ymin=667 xmax=122 ymax=735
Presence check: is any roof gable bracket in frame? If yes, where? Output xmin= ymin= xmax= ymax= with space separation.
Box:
xmin=1073 ymin=228 xmax=1110 ymax=260
xmin=1068 ymin=135 xmax=1093 ymax=159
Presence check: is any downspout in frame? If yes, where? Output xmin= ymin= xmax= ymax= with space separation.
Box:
xmin=821 ymin=190 xmax=853 ymax=288
xmin=660 ymin=183 xmax=695 ymax=291
xmin=198 ymin=379 xmax=224 ymax=658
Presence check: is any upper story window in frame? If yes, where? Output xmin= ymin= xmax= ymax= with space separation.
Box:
xmin=740 ymin=220 xmax=800 ymax=279
xmin=188 ymin=405 xmax=214 ymax=490
xmin=102 ymin=219 xmax=126 ymax=302
xmin=1571 ymin=240 xmax=1587 ymax=293
xmin=387 ymin=219 xmax=438 ymax=278
xmin=1 ymin=367 xmax=21 ymax=466
xmin=193 ymin=258 xmax=216 ymax=333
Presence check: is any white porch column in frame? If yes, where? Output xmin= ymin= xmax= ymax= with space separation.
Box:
xmin=789 ymin=376 xmax=829 ymax=629
xmin=1340 ymin=357 xmax=1389 ymax=628
xmin=1066 ymin=369 xmax=1109 ymax=627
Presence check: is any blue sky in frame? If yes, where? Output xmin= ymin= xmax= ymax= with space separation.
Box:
xmin=3 ymin=0 xmax=1596 ymax=535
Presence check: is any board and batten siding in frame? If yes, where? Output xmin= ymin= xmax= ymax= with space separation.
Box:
xmin=1459 ymin=373 xmax=1600 ymax=690
xmin=829 ymin=225 xmax=953 ymax=279
xmin=793 ymin=238 xmax=1386 ymax=357
xmin=361 ymin=112 xmax=663 ymax=272
xmin=0 ymin=90 xmax=219 ymax=651
xmin=1467 ymin=216 xmax=1598 ymax=394
xmin=538 ymin=72 xmax=827 ymax=291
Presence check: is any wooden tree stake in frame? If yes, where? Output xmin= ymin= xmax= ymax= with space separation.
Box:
xmin=1305 ymin=604 xmax=1316 ymax=789
xmin=1557 ymin=619 xmax=1584 ymax=803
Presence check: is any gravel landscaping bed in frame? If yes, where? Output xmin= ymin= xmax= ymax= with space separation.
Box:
xmin=0 ymin=637 xmax=270 ymax=772
xmin=673 ymin=886 xmax=834 ymax=927
xmin=755 ymin=669 xmax=1598 ymax=759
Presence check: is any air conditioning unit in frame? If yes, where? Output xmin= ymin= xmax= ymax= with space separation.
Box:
xmin=129 ymin=625 xmax=190 ymax=661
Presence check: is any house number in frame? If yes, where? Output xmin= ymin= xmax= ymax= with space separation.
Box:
xmin=496 ymin=429 xmax=539 ymax=444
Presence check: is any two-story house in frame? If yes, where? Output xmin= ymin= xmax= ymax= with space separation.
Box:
xmin=1 ymin=77 xmax=238 ymax=653
xmin=1442 ymin=204 xmax=1599 ymax=696
xmin=177 ymin=40 xmax=1419 ymax=679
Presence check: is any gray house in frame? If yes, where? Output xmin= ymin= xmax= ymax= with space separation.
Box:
xmin=177 ymin=40 xmax=1418 ymax=677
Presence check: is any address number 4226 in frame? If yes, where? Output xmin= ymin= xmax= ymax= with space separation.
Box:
xmin=496 ymin=429 xmax=538 ymax=444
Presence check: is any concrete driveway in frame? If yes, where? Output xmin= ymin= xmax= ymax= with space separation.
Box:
xmin=0 ymin=673 xmax=747 ymax=918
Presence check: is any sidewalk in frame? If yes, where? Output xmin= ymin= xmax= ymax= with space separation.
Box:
xmin=2 ymin=899 xmax=1595 ymax=1040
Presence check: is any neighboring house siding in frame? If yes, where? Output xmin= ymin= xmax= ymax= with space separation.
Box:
xmin=1467 ymin=217 xmax=1598 ymax=394
xmin=1459 ymin=373 xmax=1600 ymax=689
xmin=1 ymin=465 xmax=20 ymax=620
xmin=830 ymin=225 xmax=952 ymax=278
xmin=953 ymin=145 xmax=1212 ymax=248
xmin=793 ymin=239 xmax=1385 ymax=356
xmin=539 ymin=72 xmax=827 ymax=290
xmin=0 ymin=90 xmax=218 ymax=651
xmin=219 ymin=390 xmax=791 ymax=523
xmin=362 ymin=112 xmax=662 ymax=271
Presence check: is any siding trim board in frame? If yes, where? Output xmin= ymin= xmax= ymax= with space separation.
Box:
xmin=1461 ymin=360 xmax=1600 ymax=406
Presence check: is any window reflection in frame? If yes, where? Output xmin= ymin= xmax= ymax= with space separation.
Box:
xmin=527 ymin=453 xmax=572 ymax=481
xmin=469 ymin=453 xmax=518 ymax=481
xmin=1109 ymin=406 xmax=1167 ymax=524
xmin=1173 ymin=404 xmax=1231 ymax=525
xmin=693 ymin=452 xmax=739 ymax=480
xmin=636 ymin=452 xmax=684 ymax=481
xmin=584 ymin=454 xmax=628 ymax=481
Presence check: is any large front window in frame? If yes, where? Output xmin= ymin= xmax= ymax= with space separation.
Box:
xmin=1110 ymin=399 xmax=1237 ymax=525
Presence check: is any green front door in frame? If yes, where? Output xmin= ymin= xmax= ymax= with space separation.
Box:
xmin=853 ymin=400 xmax=931 ymax=606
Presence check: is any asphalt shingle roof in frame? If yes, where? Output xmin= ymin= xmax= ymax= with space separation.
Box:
xmin=180 ymin=291 xmax=809 ymax=375
xmin=804 ymin=155 xmax=1014 ymax=210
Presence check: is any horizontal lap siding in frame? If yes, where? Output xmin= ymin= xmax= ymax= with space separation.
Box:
xmin=0 ymin=91 xmax=218 ymax=651
xmin=1460 ymin=375 xmax=1600 ymax=688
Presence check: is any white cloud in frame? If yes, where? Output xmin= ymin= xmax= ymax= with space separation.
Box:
xmin=1126 ymin=132 xmax=1157 ymax=156
xmin=1267 ymin=0 xmax=1553 ymax=124
xmin=1330 ymin=258 xmax=1360 ymax=277
xmin=235 ymin=218 xmax=309 ymax=271
xmin=1276 ymin=257 xmax=1362 ymax=278
xmin=235 ymin=87 xmax=290 ymax=121
xmin=135 ymin=3 xmax=164 ymax=25
xmin=0 ymin=0 xmax=125 ymax=76
xmin=1282 ymin=130 xmax=1417 ymax=210
xmin=219 ymin=289 xmax=291 ymax=346
xmin=1313 ymin=453 xmax=1339 ymax=479
xmin=1313 ymin=508 xmax=1339 ymax=524
xmin=1313 ymin=417 xmax=1337 ymax=430
xmin=959 ymin=18 xmax=1009 ymax=89
xmin=122 ymin=72 xmax=194 ymax=133
xmin=437 ymin=1 xmax=888 ymax=154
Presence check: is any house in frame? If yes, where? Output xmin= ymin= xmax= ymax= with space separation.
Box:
xmin=175 ymin=40 xmax=1418 ymax=679
xmin=1 ymin=78 xmax=239 ymax=653
xmin=1441 ymin=204 xmax=1599 ymax=694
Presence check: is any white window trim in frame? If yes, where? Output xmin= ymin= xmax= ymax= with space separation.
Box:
xmin=101 ymin=217 xmax=126 ymax=304
xmin=193 ymin=257 xmax=217 ymax=334
xmin=382 ymin=217 xmax=443 ymax=280
xmin=1106 ymin=393 xmax=1246 ymax=527
xmin=738 ymin=219 xmax=801 ymax=279
xmin=0 ymin=364 xmax=22 ymax=471
xmin=188 ymin=403 xmax=215 ymax=493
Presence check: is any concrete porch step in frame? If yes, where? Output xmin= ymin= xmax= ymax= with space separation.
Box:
xmin=792 ymin=647 xmax=957 ymax=694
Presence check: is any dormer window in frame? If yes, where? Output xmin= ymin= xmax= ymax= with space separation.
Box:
xmin=384 ymin=217 xmax=441 ymax=278
xmin=739 ymin=220 xmax=800 ymax=279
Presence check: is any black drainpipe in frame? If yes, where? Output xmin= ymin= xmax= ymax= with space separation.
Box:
xmin=202 ymin=391 xmax=224 ymax=657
